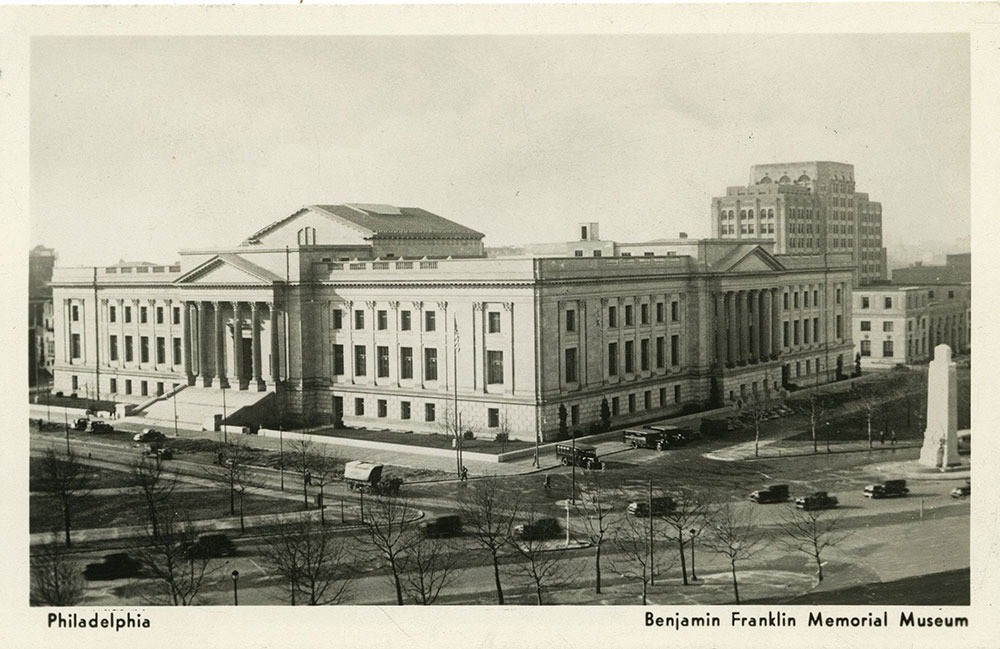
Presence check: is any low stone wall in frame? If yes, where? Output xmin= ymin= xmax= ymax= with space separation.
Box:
xmin=257 ymin=427 xmax=507 ymax=463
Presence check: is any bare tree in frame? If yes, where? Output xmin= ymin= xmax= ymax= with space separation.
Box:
xmin=459 ymin=477 xmax=520 ymax=604
xmin=34 ymin=447 xmax=92 ymax=547
xmin=128 ymin=454 xmax=177 ymax=538
xmin=658 ymin=485 xmax=714 ymax=586
xmin=209 ymin=437 xmax=255 ymax=524
xmin=133 ymin=509 xmax=214 ymax=606
xmin=705 ymin=502 xmax=763 ymax=604
xmin=609 ymin=510 xmax=661 ymax=605
xmin=795 ymin=388 xmax=830 ymax=454
xmin=849 ymin=378 xmax=898 ymax=448
xmin=777 ymin=506 xmax=851 ymax=583
xmin=734 ymin=377 xmax=776 ymax=457
xmin=508 ymin=505 xmax=568 ymax=605
xmin=259 ymin=516 xmax=354 ymax=605
xmin=30 ymin=535 xmax=85 ymax=606
xmin=575 ymin=471 xmax=615 ymax=594
xmin=305 ymin=445 xmax=340 ymax=526
xmin=364 ymin=495 xmax=417 ymax=606
xmin=400 ymin=533 xmax=459 ymax=605
xmin=288 ymin=437 xmax=314 ymax=509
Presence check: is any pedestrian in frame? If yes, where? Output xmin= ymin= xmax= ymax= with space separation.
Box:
xmin=543 ymin=474 xmax=551 ymax=490
xmin=461 ymin=466 xmax=468 ymax=482
xmin=305 ymin=470 xmax=312 ymax=486
xmin=879 ymin=430 xmax=885 ymax=445
xmin=890 ymin=430 xmax=897 ymax=445
xmin=216 ymin=451 xmax=223 ymax=465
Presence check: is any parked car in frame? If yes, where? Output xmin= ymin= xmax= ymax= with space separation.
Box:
xmin=951 ymin=481 xmax=971 ymax=499
xmin=627 ymin=497 xmax=676 ymax=517
xmin=864 ymin=479 xmax=909 ymax=499
xmin=623 ymin=428 xmax=670 ymax=451
xmin=184 ymin=534 xmax=235 ymax=559
xmin=88 ymin=420 xmax=114 ymax=433
xmin=555 ymin=444 xmax=603 ymax=470
xmin=419 ymin=515 xmax=463 ymax=538
xmin=73 ymin=417 xmax=89 ymax=431
xmin=342 ymin=460 xmax=403 ymax=495
xmin=795 ymin=491 xmax=839 ymax=510
xmin=514 ymin=518 xmax=560 ymax=541
xmin=645 ymin=424 xmax=689 ymax=446
xmin=84 ymin=553 xmax=142 ymax=581
xmin=143 ymin=446 xmax=174 ymax=460
xmin=133 ymin=428 xmax=166 ymax=443
xmin=749 ymin=484 xmax=790 ymax=504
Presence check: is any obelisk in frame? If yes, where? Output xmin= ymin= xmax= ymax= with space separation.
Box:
xmin=918 ymin=344 xmax=960 ymax=468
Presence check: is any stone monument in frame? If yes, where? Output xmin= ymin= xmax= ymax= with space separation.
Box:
xmin=918 ymin=344 xmax=961 ymax=468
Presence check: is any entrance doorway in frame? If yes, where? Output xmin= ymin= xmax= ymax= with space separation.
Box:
xmin=241 ymin=337 xmax=253 ymax=384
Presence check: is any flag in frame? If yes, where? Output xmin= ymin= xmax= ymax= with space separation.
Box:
xmin=453 ymin=316 xmax=461 ymax=352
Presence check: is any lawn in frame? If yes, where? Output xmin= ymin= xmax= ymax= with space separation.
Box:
xmin=29 ymin=457 xmax=126 ymax=491
xmin=30 ymin=486 xmax=302 ymax=534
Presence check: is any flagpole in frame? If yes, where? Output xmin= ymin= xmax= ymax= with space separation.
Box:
xmin=453 ymin=316 xmax=461 ymax=477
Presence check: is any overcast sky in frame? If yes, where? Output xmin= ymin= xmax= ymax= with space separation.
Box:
xmin=30 ymin=34 xmax=969 ymax=266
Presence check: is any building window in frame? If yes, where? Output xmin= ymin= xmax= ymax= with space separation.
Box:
xmin=333 ymin=344 xmax=344 ymax=375
xmin=612 ymin=396 xmax=620 ymax=416
xmin=593 ymin=250 xmax=602 ymax=257
xmin=656 ymin=337 xmax=665 ymax=369
xmin=425 ymin=403 xmax=436 ymax=422
xmin=640 ymin=303 xmax=649 ymax=325
xmin=108 ymin=335 xmax=119 ymax=361
xmin=883 ymin=321 xmax=894 ymax=332
xmin=574 ymin=250 xmax=583 ymax=257
xmin=354 ymin=310 xmax=365 ymax=330
xmin=884 ymin=297 xmax=893 ymax=308
xmin=805 ymin=360 xmax=811 ymax=375
xmin=860 ymin=321 xmax=871 ymax=331
xmin=71 ymin=305 xmax=79 ymax=322
xmin=172 ymin=307 xmax=181 ymax=325
xmin=125 ymin=336 xmax=134 ymax=362
xmin=656 ymin=302 xmax=664 ymax=323
xmin=659 ymin=387 xmax=667 ymax=406
xmin=331 ymin=309 xmax=343 ymax=330
xmin=172 ymin=337 xmax=182 ymax=365
xmin=670 ymin=335 xmax=680 ymax=366
xmin=140 ymin=306 xmax=148 ymax=324
xmin=861 ymin=296 xmax=870 ymax=309
xmin=674 ymin=385 xmax=681 ymax=403
xmin=488 ymin=408 xmax=500 ymax=428
xmin=783 ymin=293 xmax=789 ymax=310
xmin=793 ymin=321 xmax=801 ymax=346
xmin=883 ymin=340 xmax=894 ymax=357
xmin=608 ymin=306 xmax=618 ymax=328
xmin=782 ymin=322 xmax=789 ymax=347
xmin=813 ymin=317 xmax=820 ymax=342
xmin=644 ymin=391 xmax=652 ymax=410
xmin=608 ymin=342 xmax=618 ymax=376
xmin=804 ymin=292 xmax=810 ymax=308
xmin=948 ymin=290 xmax=955 ymax=299
xmin=71 ymin=375 xmax=78 ymax=391
xmin=671 ymin=301 xmax=680 ymax=322
xmin=157 ymin=382 xmax=164 ymax=396
xmin=628 ymin=394 xmax=636 ymax=413
xmin=156 ymin=307 xmax=164 ymax=324
xmin=794 ymin=292 xmax=800 ymax=309
xmin=489 ymin=311 xmax=502 ymax=334
xmin=377 ymin=400 xmax=387 ymax=418
xmin=377 ymin=345 xmax=390 ymax=378
xmin=140 ymin=336 xmax=150 ymax=363
xmin=571 ymin=404 xmax=580 ymax=426
xmin=640 ymin=339 xmax=650 ymax=371
xmin=565 ymin=348 xmax=578 ymax=383
xmin=109 ymin=306 xmax=117 ymax=323
xmin=355 ymin=398 xmax=365 ymax=416
xmin=156 ymin=337 xmax=166 ymax=364
xmin=109 ymin=378 xmax=117 ymax=394
xmin=486 ymin=350 xmax=503 ymax=384
xmin=424 ymin=311 xmax=436 ymax=332
xmin=425 ymin=348 xmax=439 ymax=381
xmin=124 ymin=306 xmax=132 ymax=323
xmin=400 ymin=347 xmax=413 ymax=379
xmin=401 ymin=401 xmax=411 ymax=420
xmin=125 ymin=379 xmax=132 ymax=395
xmin=400 ymin=311 xmax=411 ymax=331
xmin=813 ymin=290 xmax=819 ymax=306
xmin=625 ymin=304 xmax=634 ymax=326
xmin=377 ymin=310 xmax=388 ymax=331
xmin=354 ymin=345 xmax=367 ymax=376
xmin=624 ymin=340 xmax=634 ymax=373
xmin=803 ymin=320 xmax=810 ymax=345
xmin=141 ymin=381 xmax=148 ymax=397
xmin=565 ymin=309 xmax=576 ymax=333
xmin=860 ymin=340 xmax=872 ymax=357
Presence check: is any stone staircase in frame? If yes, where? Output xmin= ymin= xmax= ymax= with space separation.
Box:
xmin=137 ymin=385 xmax=275 ymax=429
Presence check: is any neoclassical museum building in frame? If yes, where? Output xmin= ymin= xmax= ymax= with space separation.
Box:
xmin=50 ymin=203 xmax=855 ymax=441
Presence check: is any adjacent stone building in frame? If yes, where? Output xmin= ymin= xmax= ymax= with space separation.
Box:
xmin=50 ymin=203 xmax=854 ymax=441
xmin=29 ymin=245 xmax=57 ymax=386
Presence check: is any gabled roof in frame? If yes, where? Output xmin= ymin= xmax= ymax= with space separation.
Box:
xmin=174 ymin=253 xmax=282 ymax=285
xmin=245 ymin=204 xmax=484 ymax=243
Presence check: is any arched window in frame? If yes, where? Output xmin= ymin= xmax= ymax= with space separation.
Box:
xmin=797 ymin=174 xmax=811 ymax=184
xmin=760 ymin=175 xmax=772 ymax=184
xmin=748 ymin=209 xmax=754 ymax=219
xmin=779 ymin=175 xmax=791 ymax=184
xmin=740 ymin=210 xmax=746 ymax=219
xmin=297 ymin=226 xmax=317 ymax=246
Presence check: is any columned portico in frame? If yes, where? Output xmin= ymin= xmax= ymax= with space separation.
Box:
xmin=179 ymin=298 xmax=276 ymax=391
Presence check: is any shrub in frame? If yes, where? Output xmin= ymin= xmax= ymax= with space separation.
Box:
xmin=463 ymin=430 xmax=475 ymax=440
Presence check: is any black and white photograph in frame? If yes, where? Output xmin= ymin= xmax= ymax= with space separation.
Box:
xmin=5 ymin=2 xmax=999 ymax=648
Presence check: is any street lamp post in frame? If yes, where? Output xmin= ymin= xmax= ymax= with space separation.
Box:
xmin=689 ymin=528 xmax=699 ymax=581
xmin=279 ymin=425 xmax=284 ymax=491
xmin=172 ymin=388 xmax=179 ymax=438
xmin=221 ymin=381 xmax=228 ymax=445
xmin=231 ymin=570 xmax=239 ymax=606
xmin=825 ymin=421 xmax=831 ymax=453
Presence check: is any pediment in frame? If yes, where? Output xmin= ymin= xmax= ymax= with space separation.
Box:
xmin=722 ymin=247 xmax=786 ymax=273
xmin=174 ymin=255 xmax=279 ymax=285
